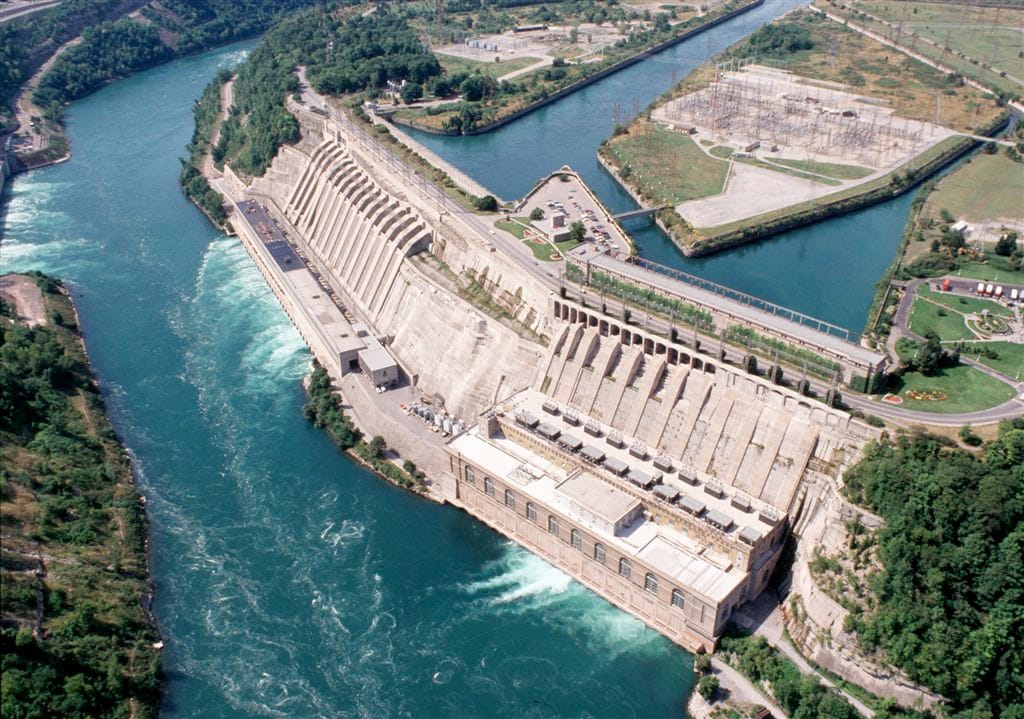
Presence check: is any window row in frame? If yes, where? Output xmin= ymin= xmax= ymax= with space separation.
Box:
xmin=465 ymin=464 xmax=688 ymax=614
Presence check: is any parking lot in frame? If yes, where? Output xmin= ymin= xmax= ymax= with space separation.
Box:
xmin=520 ymin=172 xmax=631 ymax=256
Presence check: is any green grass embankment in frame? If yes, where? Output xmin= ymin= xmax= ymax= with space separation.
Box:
xmin=1 ymin=273 xmax=161 ymax=718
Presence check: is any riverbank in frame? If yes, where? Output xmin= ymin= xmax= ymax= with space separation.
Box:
xmin=390 ymin=0 xmax=765 ymax=137
xmin=0 ymin=272 xmax=162 ymax=717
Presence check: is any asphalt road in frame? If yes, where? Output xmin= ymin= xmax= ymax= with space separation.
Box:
xmin=279 ymin=74 xmax=1024 ymax=427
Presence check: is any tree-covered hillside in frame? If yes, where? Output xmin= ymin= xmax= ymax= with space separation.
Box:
xmin=842 ymin=427 xmax=1023 ymax=719
xmin=1 ymin=274 xmax=161 ymax=718
xmin=189 ymin=5 xmax=440 ymax=178
xmin=24 ymin=0 xmax=335 ymax=116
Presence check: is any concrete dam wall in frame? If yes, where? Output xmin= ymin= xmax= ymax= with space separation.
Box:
xmin=249 ymin=128 xmax=546 ymax=421
xmin=539 ymin=304 xmax=879 ymax=516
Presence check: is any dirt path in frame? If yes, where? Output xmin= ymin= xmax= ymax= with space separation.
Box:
xmin=0 ymin=274 xmax=47 ymax=327
xmin=14 ymin=35 xmax=81 ymax=152
xmin=811 ymin=5 xmax=1024 ymax=116
xmin=202 ymin=76 xmax=235 ymax=178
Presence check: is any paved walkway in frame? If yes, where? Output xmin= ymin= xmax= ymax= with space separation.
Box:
xmin=882 ymin=275 xmax=1024 ymax=421
xmin=734 ymin=592 xmax=875 ymax=718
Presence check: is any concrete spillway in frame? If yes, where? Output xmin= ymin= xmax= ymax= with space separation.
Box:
xmin=246 ymin=122 xmax=547 ymax=421
xmin=282 ymin=139 xmax=432 ymax=319
xmin=541 ymin=301 xmax=879 ymax=516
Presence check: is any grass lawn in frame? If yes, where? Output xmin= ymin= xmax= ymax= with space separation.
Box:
xmin=923 ymin=152 xmax=1024 ymax=226
xmin=859 ymin=1 xmax=1024 ymax=90
xmin=965 ymin=341 xmax=1024 ymax=381
xmin=495 ymin=216 xmax=531 ymax=239
xmin=908 ymin=295 xmax=976 ymax=340
xmin=769 ymin=158 xmax=874 ymax=180
xmin=917 ymin=285 xmax=1012 ymax=317
xmin=603 ymin=129 xmax=730 ymax=205
xmin=740 ymin=156 xmax=843 ymax=185
xmin=436 ymin=54 xmax=541 ymax=80
xmin=882 ymin=364 xmax=1016 ymax=413
xmin=495 ymin=217 xmax=574 ymax=261
xmin=947 ymin=255 xmax=1024 ymax=285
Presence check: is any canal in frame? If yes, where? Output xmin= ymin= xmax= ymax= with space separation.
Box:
xmin=406 ymin=0 xmax=918 ymax=333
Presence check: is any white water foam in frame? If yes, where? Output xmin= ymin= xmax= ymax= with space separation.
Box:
xmin=464 ymin=542 xmax=662 ymax=656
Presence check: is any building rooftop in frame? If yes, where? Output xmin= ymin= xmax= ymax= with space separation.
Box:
xmin=359 ymin=345 xmax=396 ymax=373
xmin=555 ymin=472 xmax=641 ymax=526
xmin=449 ymin=426 xmax=747 ymax=603
xmin=498 ymin=389 xmax=785 ymax=539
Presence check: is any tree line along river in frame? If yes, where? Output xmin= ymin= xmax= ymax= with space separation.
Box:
xmin=0 ymin=2 xmax=927 ymax=715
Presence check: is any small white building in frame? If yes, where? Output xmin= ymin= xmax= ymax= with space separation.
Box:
xmin=951 ymin=220 xmax=974 ymax=235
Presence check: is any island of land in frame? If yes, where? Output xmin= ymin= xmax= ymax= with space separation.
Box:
xmin=597 ymin=8 xmax=1012 ymax=256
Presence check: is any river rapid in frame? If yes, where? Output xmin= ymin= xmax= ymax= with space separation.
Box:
xmin=0 ymin=2 xmax=920 ymax=715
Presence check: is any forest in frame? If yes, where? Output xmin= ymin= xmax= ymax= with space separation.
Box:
xmin=210 ymin=6 xmax=440 ymax=176
xmin=841 ymin=427 xmax=1023 ymax=719
xmin=25 ymin=0 xmax=335 ymax=112
xmin=0 ymin=275 xmax=161 ymax=718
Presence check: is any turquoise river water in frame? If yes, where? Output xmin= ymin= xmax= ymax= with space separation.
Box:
xmin=1 ymin=2 xmax=920 ymax=715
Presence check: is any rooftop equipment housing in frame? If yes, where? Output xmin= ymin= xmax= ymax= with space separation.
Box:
xmin=602 ymin=456 xmax=630 ymax=476
xmin=536 ymin=422 xmax=561 ymax=440
xmin=627 ymin=470 xmax=657 ymax=490
xmin=515 ymin=412 xmax=540 ymax=429
xmin=704 ymin=509 xmax=734 ymax=532
xmin=653 ymin=485 xmax=680 ymax=502
xmin=653 ymin=456 xmax=674 ymax=473
xmin=679 ymin=495 xmax=706 ymax=516
xmin=629 ymin=442 xmax=648 ymax=460
xmin=557 ymin=434 xmax=583 ymax=452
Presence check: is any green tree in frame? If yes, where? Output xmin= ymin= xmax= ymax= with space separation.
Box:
xmin=569 ymin=221 xmax=586 ymax=243
xmin=529 ymin=207 xmax=545 ymax=221
xmin=474 ymin=195 xmax=499 ymax=212
xmin=368 ymin=435 xmax=386 ymax=460
xmin=696 ymin=675 xmax=719 ymax=701
xmin=994 ymin=232 xmax=1018 ymax=257
xmin=916 ymin=333 xmax=943 ymax=376
xmin=400 ymin=82 xmax=423 ymax=104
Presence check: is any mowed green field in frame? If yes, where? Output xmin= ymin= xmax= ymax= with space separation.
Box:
xmin=923 ymin=151 xmax=1024 ymax=224
xmin=968 ymin=341 xmax=1024 ymax=380
xmin=885 ymin=364 xmax=1017 ymax=413
xmin=908 ymin=295 xmax=976 ymax=340
xmin=859 ymin=1 xmax=1024 ymax=86
xmin=917 ymin=285 xmax=1012 ymax=317
xmin=947 ymin=256 xmax=1024 ymax=285
xmin=436 ymin=54 xmax=542 ymax=80
xmin=604 ymin=129 xmax=730 ymax=205
xmin=769 ymin=158 xmax=874 ymax=180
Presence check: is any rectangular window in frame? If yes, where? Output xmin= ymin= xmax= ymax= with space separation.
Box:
xmin=526 ymin=503 xmax=537 ymax=522
xmin=548 ymin=515 xmax=559 ymax=535
xmin=464 ymin=466 xmax=474 ymax=485
xmin=484 ymin=477 xmax=494 ymax=496
xmin=645 ymin=573 xmax=658 ymax=594
xmin=672 ymin=589 xmax=685 ymax=609
xmin=505 ymin=489 xmax=515 ymax=509
xmin=594 ymin=543 xmax=606 ymax=564
xmin=571 ymin=529 xmax=582 ymax=550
